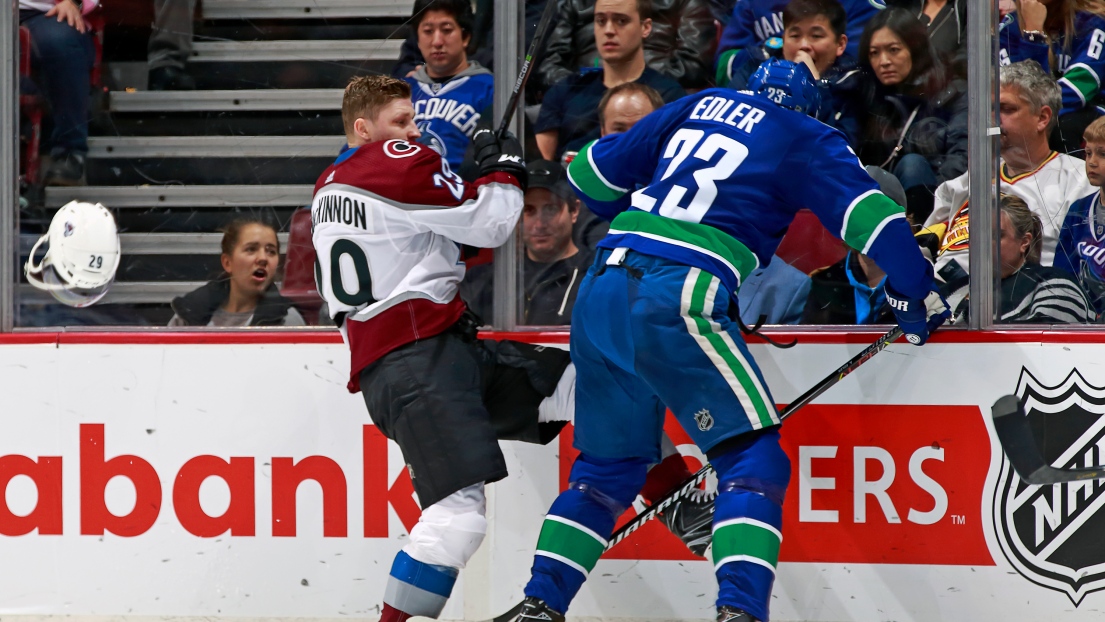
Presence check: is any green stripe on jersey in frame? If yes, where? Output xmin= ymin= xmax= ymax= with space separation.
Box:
xmin=609 ymin=210 xmax=760 ymax=287
xmin=716 ymin=49 xmax=739 ymax=88
xmin=1063 ymin=64 xmax=1100 ymax=104
xmin=535 ymin=516 xmax=607 ymax=576
xmin=841 ymin=191 xmax=906 ymax=255
xmin=684 ymin=270 xmax=776 ymax=429
xmin=712 ymin=518 xmax=782 ymax=571
xmin=567 ymin=141 xmax=628 ymax=203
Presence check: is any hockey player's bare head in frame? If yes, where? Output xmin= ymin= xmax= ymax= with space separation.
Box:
xmin=343 ymin=75 xmax=421 ymax=147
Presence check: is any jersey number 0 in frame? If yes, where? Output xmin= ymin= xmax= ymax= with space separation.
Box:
xmin=315 ymin=239 xmax=377 ymax=307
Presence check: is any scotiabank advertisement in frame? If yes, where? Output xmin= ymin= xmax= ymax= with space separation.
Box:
xmin=1 ymin=335 xmax=1105 ymax=621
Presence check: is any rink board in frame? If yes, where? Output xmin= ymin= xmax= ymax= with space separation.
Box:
xmin=0 ymin=332 xmax=1104 ymax=621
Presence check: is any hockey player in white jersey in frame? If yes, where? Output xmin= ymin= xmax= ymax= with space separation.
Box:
xmin=923 ymin=60 xmax=1091 ymax=305
xmin=311 ymin=75 xmax=577 ymax=622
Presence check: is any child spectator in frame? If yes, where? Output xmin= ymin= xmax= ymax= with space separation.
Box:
xmin=169 ymin=218 xmax=306 ymax=327
xmin=857 ymin=7 xmax=967 ymax=215
xmin=535 ymin=0 xmax=713 ymax=92
xmin=715 ymin=0 xmax=881 ymax=61
xmin=719 ymin=0 xmax=865 ymax=146
xmin=403 ymin=0 xmax=494 ymax=171
xmin=536 ymin=0 xmax=685 ymax=163
xmin=999 ymin=0 xmax=1105 ymax=153
xmin=925 ymin=60 xmax=1091 ymax=310
xmin=461 ymin=160 xmax=594 ymax=325
xmin=19 ymin=0 xmax=98 ymax=186
xmin=886 ymin=0 xmax=967 ymax=78
xmin=952 ymin=195 xmax=1096 ymax=323
xmin=1056 ymin=115 xmax=1105 ymax=313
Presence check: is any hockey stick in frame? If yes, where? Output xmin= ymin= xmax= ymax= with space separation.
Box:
xmin=495 ymin=0 xmax=559 ymax=139
xmin=484 ymin=327 xmax=905 ymax=622
xmin=991 ymin=394 xmax=1105 ymax=484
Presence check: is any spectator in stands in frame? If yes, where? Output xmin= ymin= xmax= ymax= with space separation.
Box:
xmin=951 ymin=194 xmax=1096 ymax=323
xmin=19 ymin=0 xmax=98 ymax=186
xmin=403 ymin=0 xmax=494 ymax=171
xmin=535 ymin=0 xmax=715 ymax=92
xmin=1056 ymin=115 xmax=1105 ymax=314
xmin=148 ymin=0 xmax=197 ymax=90
xmin=169 ymin=218 xmax=306 ymax=327
xmin=800 ymin=166 xmax=910 ymax=325
xmin=536 ymin=0 xmax=686 ymax=163
xmin=461 ymin=160 xmax=594 ymax=325
xmin=561 ymin=81 xmax=668 ymax=249
xmin=1000 ymin=0 xmax=1105 ymax=154
xmin=886 ymin=0 xmax=967 ymax=78
xmin=857 ymin=7 xmax=967 ymax=218
xmin=924 ymin=60 xmax=1091 ymax=310
xmin=718 ymin=0 xmax=865 ymax=146
xmin=715 ymin=0 xmax=880 ymax=62
xmin=391 ymin=0 xmax=501 ymax=78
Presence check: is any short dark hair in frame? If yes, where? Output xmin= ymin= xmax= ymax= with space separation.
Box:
xmin=859 ymin=7 xmax=939 ymax=83
xmin=412 ymin=0 xmax=475 ymax=37
xmin=598 ymin=82 xmax=664 ymax=129
xmin=636 ymin=0 xmax=653 ymax=20
xmin=783 ymin=0 xmax=847 ymax=39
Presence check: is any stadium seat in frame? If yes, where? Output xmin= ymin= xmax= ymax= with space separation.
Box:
xmin=775 ymin=209 xmax=848 ymax=274
xmin=281 ymin=207 xmax=324 ymax=324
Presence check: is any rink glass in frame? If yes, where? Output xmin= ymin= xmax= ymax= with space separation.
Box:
xmin=0 ymin=0 xmax=1025 ymax=331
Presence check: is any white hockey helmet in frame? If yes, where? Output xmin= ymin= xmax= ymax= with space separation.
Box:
xmin=25 ymin=201 xmax=121 ymax=308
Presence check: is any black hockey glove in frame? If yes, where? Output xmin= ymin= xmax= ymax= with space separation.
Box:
xmin=472 ymin=129 xmax=527 ymax=189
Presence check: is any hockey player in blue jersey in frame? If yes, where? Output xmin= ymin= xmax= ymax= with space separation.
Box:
xmin=506 ymin=59 xmax=950 ymax=622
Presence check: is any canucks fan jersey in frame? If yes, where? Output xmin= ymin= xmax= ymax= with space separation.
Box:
xmin=1000 ymin=11 xmax=1105 ymax=114
xmin=1056 ymin=191 xmax=1105 ymax=313
xmin=566 ymin=87 xmax=933 ymax=300
xmin=717 ymin=0 xmax=883 ymax=60
xmin=406 ymin=62 xmax=495 ymax=169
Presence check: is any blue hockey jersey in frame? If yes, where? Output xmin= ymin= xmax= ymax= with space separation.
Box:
xmin=1055 ymin=191 xmax=1105 ymax=312
xmin=565 ymin=87 xmax=933 ymax=300
xmin=1000 ymin=11 xmax=1105 ymax=114
xmin=405 ymin=62 xmax=495 ymax=170
xmin=716 ymin=0 xmax=885 ymax=61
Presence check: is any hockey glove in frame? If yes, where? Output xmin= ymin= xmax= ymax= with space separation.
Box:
xmin=884 ymin=282 xmax=951 ymax=346
xmin=472 ymin=129 xmax=527 ymax=189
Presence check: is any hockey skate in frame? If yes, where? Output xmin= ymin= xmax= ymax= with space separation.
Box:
xmin=506 ymin=596 xmax=565 ymax=622
xmin=660 ymin=488 xmax=715 ymax=557
xmin=716 ymin=605 xmax=757 ymax=622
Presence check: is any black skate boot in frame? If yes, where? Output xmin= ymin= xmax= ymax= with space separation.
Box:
xmin=660 ymin=488 xmax=715 ymax=557
xmin=506 ymin=596 xmax=564 ymax=622
xmin=717 ymin=605 xmax=758 ymax=622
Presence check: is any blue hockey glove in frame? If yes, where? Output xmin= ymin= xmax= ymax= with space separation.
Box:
xmin=884 ymin=283 xmax=951 ymax=345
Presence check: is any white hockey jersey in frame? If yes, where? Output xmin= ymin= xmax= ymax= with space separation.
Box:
xmin=311 ymin=139 xmax=523 ymax=390
xmin=924 ymin=152 xmax=1091 ymax=275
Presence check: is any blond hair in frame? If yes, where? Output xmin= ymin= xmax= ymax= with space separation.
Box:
xmin=1085 ymin=114 xmax=1105 ymax=144
xmin=342 ymin=75 xmax=411 ymax=139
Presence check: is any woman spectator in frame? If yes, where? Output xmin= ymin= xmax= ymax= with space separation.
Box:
xmin=952 ymin=195 xmax=1096 ymax=324
xmin=857 ymin=7 xmax=967 ymax=221
xmin=885 ymin=0 xmax=967 ymax=78
xmin=1000 ymin=0 xmax=1105 ymax=153
xmin=169 ymin=218 xmax=306 ymax=327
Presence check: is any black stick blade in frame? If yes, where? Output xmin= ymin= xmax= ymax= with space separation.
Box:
xmin=992 ymin=394 xmax=1105 ymax=485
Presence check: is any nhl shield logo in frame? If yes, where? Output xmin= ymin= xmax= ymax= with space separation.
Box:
xmin=694 ymin=408 xmax=714 ymax=432
xmin=993 ymin=367 xmax=1105 ymax=605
